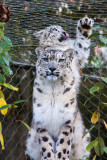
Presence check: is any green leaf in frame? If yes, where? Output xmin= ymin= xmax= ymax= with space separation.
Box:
xmin=0 ymin=104 xmax=12 ymax=111
xmin=12 ymin=105 xmax=18 ymax=108
xmin=2 ymin=65 xmax=13 ymax=76
xmin=88 ymin=33 xmax=99 ymax=39
xmin=14 ymin=100 xmax=26 ymax=104
xmin=86 ymin=140 xmax=96 ymax=152
xmin=94 ymin=137 xmax=105 ymax=155
xmin=104 ymin=147 xmax=107 ymax=153
xmin=0 ymin=73 xmax=6 ymax=85
xmin=3 ymin=83 xmax=19 ymax=91
xmin=0 ymin=57 xmax=6 ymax=65
xmin=91 ymin=56 xmax=103 ymax=68
xmin=0 ymin=55 xmax=11 ymax=66
xmin=82 ymin=126 xmax=95 ymax=138
xmin=88 ymin=43 xmax=98 ymax=49
xmin=0 ymin=23 xmax=6 ymax=27
xmin=17 ymin=120 xmax=31 ymax=131
xmin=93 ymin=140 xmax=98 ymax=147
xmin=0 ymin=122 xmax=2 ymax=133
xmin=2 ymin=56 xmax=9 ymax=65
xmin=3 ymin=52 xmax=12 ymax=62
xmin=0 ymin=30 xmax=4 ymax=38
xmin=99 ymin=36 xmax=107 ymax=44
xmin=92 ymin=26 xmax=100 ymax=30
xmin=0 ymin=42 xmax=10 ymax=51
xmin=0 ymin=47 xmax=3 ymax=53
xmin=89 ymin=86 xmax=99 ymax=94
xmin=3 ymin=36 xmax=12 ymax=46
xmin=84 ymin=73 xmax=95 ymax=82
xmin=101 ymin=77 xmax=107 ymax=83
xmin=94 ymin=82 xmax=104 ymax=90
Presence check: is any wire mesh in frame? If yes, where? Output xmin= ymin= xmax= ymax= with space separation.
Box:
xmin=0 ymin=0 xmax=107 ymax=160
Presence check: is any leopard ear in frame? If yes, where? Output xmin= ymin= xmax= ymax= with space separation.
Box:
xmin=33 ymin=29 xmax=45 ymax=39
xmin=64 ymin=49 xmax=74 ymax=60
xmin=35 ymin=47 xmax=43 ymax=58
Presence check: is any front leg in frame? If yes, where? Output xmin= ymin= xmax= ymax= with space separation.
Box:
xmin=77 ymin=16 xmax=94 ymax=39
xmin=55 ymin=120 xmax=73 ymax=160
xmin=37 ymin=128 xmax=55 ymax=160
xmin=74 ymin=16 xmax=94 ymax=69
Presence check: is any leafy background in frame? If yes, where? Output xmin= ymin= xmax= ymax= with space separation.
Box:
xmin=0 ymin=0 xmax=107 ymax=160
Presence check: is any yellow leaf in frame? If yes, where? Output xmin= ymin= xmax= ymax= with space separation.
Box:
xmin=91 ymin=110 xmax=100 ymax=124
xmin=0 ymin=98 xmax=8 ymax=115
xmin=92 ymin=155 xmax=96 ymax=160
xmin=102 ymin=102 xmax=107 ymax=106
xmin=0 ymin=122 xmax=2 ymax=133
xmin=0 ymin=133 xmax=5 ymax=150
xmin=0 ymin=122 xmax=5 ymax=150
xmin=0 ymin=90 xmax=5 ymax=99
xmin=102 ymin=120 xmax=107 ymax=129
xmin=3 ymin=83 xmax=19 ymax=91
xmin=17 ymin=120 xmax=31 ymax=131
xmin=0 ymin=123 xmax=5 ymax=150
xmin=24 ymin=6 xmax=28 ymax=12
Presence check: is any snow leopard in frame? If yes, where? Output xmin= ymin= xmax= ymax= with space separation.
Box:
xmin=34 ymin=16 xmax=94 ymax=69
xmin=33 ymin=16 xmax=94 ymax=90
xmin=25 ymin=49 xmax=90 ymax=160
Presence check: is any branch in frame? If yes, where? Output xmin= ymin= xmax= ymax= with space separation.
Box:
xmin=3 ymin=0 xmax=5 ymax=5
xmin=98 ymin=67 xmax=102 ymax=160
xmin=11 ymin=61 xmax=36 ymax=70
xmin=11 ymin=61 xmax=106 ymax=83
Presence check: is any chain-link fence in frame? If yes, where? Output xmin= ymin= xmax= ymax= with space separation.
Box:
xmin=0 ymin=0 xmax=107 ymax=160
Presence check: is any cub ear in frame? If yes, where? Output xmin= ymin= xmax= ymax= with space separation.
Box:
xmin=64 ymin=49 xmax=74 ymax=60
xmin=35 ymin=47 xmax=43 ymax=58
xmin=33 ymin=29 xmax=45 ymax=39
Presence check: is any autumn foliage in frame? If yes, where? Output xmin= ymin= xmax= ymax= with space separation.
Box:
xmin=0 ymin=3 xmax=12 ymax=22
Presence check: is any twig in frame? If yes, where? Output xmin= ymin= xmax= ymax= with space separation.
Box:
xmin=10 ymin=61 xmax=106 ymax=83
xmin=98 ymin=67 xmax=102 ymax=160
xmin=3 ymin=0 xmax=5 ymax=5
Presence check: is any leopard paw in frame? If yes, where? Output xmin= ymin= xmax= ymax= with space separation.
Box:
xmin=77 ymin=16 xmax=94 ymax=38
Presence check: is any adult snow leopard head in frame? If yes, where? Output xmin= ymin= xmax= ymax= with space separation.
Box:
xmin=36 ymin=48 xmax=74 ymax=81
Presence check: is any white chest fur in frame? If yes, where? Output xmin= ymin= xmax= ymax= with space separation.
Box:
xmin=33 ymin=77 xmax=77 ymax=138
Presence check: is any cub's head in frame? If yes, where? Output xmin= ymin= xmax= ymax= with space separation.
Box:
xmin=34 ymin=25 xmax=69 ymax=47
xmin=36 ymin=48 xmax=73 ymax=81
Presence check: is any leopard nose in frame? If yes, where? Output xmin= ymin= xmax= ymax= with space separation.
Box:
xmin=49 ymin=67 xmax=56 ymax=72
xmin=63 ymin=31 xmax=66 ymax=36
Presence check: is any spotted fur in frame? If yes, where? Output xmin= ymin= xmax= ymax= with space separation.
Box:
xmin=34 ymin=16 xmax=94 ymax=91
xmin=25 ymin=49 xmax=90 ymax=160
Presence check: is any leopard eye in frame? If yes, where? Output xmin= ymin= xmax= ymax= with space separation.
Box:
xmin=53 ymin=28 xmax=57 ymax=31
xmin=58 ymin=59 xmax=65 ymax=63
xmin=43 ymin=58 xmax=49 ymax=62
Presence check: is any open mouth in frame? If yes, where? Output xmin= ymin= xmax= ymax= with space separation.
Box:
xmin=47 ymin=75 xmax=58 ymax=81
xmin=46 ymin=73 xmax=59 ymax=77
xmin=59 ymin=32 xmax=69 ymax=42
xmin=46 ymin=72 xmax=60 ymax=80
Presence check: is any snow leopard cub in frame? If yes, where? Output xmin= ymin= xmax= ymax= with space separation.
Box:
xmin=34 ymin=16 xmax=94 ymax=90
xmin=25 ymin=49 xmax=90 ymax=160
xmin=34 ymin=16 xmax=94 ymax=69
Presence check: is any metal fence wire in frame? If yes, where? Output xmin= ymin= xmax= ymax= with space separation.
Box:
xmin=0 ymin=0 xmax=107 ymax=160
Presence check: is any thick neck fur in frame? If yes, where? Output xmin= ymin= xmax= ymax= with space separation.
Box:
xmin=35 ymin=71 xmax=76 ymax=96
